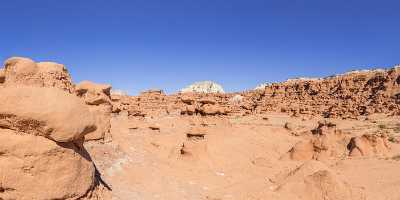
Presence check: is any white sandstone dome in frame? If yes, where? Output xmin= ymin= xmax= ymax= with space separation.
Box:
xmin=181 ymin=81 xmax=225 ymax=93
xmin=111 ymin=89 xmax=128 ymax=96
xmin=254 ymin=82 xmax=271 ymax=90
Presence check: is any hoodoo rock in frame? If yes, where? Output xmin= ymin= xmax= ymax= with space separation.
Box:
xmin=76 ymin=81 xmax=112 ymax=105
xmin=76 ymin=81 xmax=113 ymax=141
xmin=2 ymin=57 xmax=74 ymax=92
xmin=0 ymin=87 xmax=96 ymax=142
xmin=0 ymin=86 xmax=97 ymax=200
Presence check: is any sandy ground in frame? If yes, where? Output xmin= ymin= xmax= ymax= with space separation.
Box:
xmin=85 ymin=112 xmax=400 ymax=200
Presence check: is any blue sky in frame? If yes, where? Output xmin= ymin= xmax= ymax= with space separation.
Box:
xmin=1 ymin=0 xmax=399 ymax=94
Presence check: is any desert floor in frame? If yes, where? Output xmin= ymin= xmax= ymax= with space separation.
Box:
xmin=86 ymin=112 xmax=400 ymax=200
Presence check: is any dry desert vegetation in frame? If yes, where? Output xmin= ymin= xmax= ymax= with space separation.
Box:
xmin=0 ymin=57 xmax=400 ymax=200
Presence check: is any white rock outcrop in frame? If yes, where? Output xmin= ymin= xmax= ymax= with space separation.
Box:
xmin=254 ymin=83 xmax=270 ymax=90
xmin=181 ymin=81 xmax=225 ymax=93
xmin=111 ymin=89 xmax=128 ymax=96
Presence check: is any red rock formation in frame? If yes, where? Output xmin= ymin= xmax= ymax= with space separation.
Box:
xmin=76 ymin=81 xmax=113 ymax=141
xmin=111 ymin=66 xmax=400 ymax=119
xmin=1 ymin=57 xmax=74 ymax=92
xmin=285 ymin=121 xmax=351 ymax=161
xmin=0 ymin=87 xmax=97 ymax=200
xmin=0 ymin=57 xmax=110 ymax=199
xmin=260 ymin=68 xmax=400 ymax=118
xmin=348 ymin=133 xmax=391 ymax=157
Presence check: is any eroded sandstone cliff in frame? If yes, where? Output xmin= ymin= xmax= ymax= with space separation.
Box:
xmin=111 ymin=66 xmax=400 ymax=119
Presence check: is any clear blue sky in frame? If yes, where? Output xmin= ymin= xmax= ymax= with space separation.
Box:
xmin=1 ymin=0 xmax=399 ymax=94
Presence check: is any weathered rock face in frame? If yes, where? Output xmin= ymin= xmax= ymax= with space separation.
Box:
xmin=179 ymin=94 xmax=229 ymax=116
xmin=348 ymin=133 xmax=391 ymax=157
xmin=123 ymin=89 xmax=169 ymax=117
xmin=76 ymin=81 xmax=112 ymax=106
xmin=0 ymin=57 xmax=113 ymax=142
xmin=36 ymin=62 xmax=75 ymax=92
xmin=76 ymin=81 xmax=112 ymax=141
xmin=0 ymin=131 xmax=95 ymax=200
xmin=114 ymin=66 xmax=400 ymax=119
xmin=0 ymin=87 xmax=96 ymax=142
xmin=1 ymin=57 xmax=74 ymax=92
xmin=181 ymin=81 xmax=225 ymax=93
xmin=111 ymin=91 xmax=233 ymax=117
xmin=285 ymin=121 xmax=351 ymax=161
xmin=260 ymin=67 xmax=400 ymax=118
xmin=0 ymin=86 xmax=96 ymax=200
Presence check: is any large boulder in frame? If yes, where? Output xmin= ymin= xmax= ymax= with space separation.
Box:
xmin=0 ymin=86 xmax=97 ymax=200
xmin=2 ymin=57 xmax=74 ymax=92
xmin=0 ymin=130 xmax=95 ymax=200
